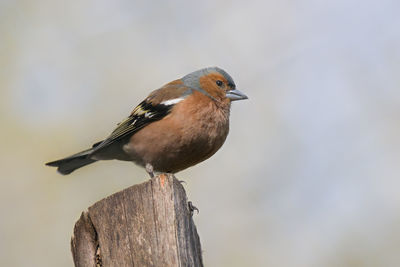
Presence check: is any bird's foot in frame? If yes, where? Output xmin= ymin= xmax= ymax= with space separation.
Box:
xmin=188 ymin=201 xmax=199 ymax=216
xmin=145 ymin=163 xmax=155 ymax=178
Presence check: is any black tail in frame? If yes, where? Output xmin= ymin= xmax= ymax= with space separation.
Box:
xmin=46 ymin=148 xmax=97 ymax=175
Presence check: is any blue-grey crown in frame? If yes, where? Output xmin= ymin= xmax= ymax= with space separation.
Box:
xmin=182 ymin=67 xmax=235 ymax=91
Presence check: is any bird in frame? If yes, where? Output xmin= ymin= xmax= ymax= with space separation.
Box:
xmin=46 ymin=67 xmax=248 ymax=177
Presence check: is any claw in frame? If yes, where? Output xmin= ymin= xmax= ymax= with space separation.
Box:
xmin=145 ymin=163 xmax=155 ymax=178
xmin=188 ymin=201 xmax=199 ymax=216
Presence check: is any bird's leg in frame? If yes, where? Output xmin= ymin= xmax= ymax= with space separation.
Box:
xmin=145 ymin=163 xmax=155 ymax=178
xmin=188 ymin=201 xmax=199 ymax=216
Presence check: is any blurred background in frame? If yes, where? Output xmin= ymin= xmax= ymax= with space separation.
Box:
xmin=1 ymin=0 xmax=400 ymax=266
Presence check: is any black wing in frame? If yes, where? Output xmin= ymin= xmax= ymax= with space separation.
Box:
xmin=92 ymin=100 xmax=172 ymax=152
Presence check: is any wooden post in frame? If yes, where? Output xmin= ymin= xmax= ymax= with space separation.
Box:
xmin=71 ymin=174 xmax=203 ymax=267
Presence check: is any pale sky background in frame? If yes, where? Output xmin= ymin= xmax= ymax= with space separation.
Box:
xmin=1 ymin=0 xmax=400 ymax=266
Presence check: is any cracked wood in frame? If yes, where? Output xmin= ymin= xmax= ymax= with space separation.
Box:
xmin=71 ymin=174 xmax=203 ymax=267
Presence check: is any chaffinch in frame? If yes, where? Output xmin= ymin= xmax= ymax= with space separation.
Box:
xmin=46 ymin=67 xmax=248 ymax=177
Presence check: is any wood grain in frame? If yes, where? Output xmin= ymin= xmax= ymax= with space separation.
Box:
xmin=71 ymin=174 xmax=203 ymax=267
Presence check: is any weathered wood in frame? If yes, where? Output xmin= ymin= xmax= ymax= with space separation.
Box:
xmin=71 ymin=174 xmax=203 ymax=267
xmin=71 ymin=212 xmax=98 ymax=267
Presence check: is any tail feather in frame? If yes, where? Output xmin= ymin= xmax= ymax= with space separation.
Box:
xmin=46 ymin=148 xmax=97 ymax=175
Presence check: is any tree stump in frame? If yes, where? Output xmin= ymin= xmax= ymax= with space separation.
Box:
xmin=71 ymin=173 xmax=203 ymax=267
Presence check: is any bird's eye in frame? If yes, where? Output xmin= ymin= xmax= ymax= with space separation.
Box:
xmin=216 ymin=80 xmax=223 ymax=87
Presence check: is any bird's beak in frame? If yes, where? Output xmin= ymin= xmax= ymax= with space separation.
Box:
xmin=226 ymin=89 xmax=248 ymax=101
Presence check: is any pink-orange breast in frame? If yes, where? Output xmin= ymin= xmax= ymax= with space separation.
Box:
xmin=123 ymin=90 xmax=231 ymax=172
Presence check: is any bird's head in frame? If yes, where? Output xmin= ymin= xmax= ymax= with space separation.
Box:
xmin=182 ymin=67 xmax=248 ymax=103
